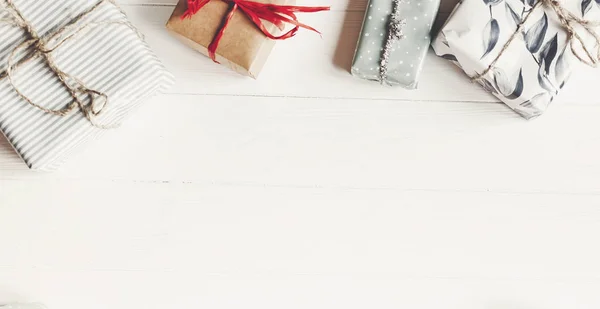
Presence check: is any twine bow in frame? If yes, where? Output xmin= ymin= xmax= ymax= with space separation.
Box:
xmin=0 ymin=0 xmax=142 ymax=129
xmin=472 ymin=0 xmax=600 ymax=81
xmin=182 ymin=0 xmax=330 ymax=62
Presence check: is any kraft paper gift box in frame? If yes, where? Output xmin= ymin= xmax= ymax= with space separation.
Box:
xmin=166 ymin=0 xmax=288 ymax=78
xmin=431 ymin=0 xmax=600 ymax=119
xmin=0 ymin=0 xmax=174 ymax=171
xmin=352 ymin=0 xmax=440 ymax=88
xmin=165 ymin=0 xmax=328 ymax=78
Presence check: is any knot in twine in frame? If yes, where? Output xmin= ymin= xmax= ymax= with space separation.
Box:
xmin=472 ymin=0 xmax=600 ymax=82
xmin=0 ymin=0 xmax=142 ymax=129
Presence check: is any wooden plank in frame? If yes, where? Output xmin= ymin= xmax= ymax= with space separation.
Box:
xmin=1 ymin=181 xmax=600 ymax=308
xmin=2 ymin=272 xmax=600 ymax=309
xmin=2 ymin=95 xmax=600 ymax=194
xmin=116 ymin=0 xmax=468 ymax=14
xmin=1 ymin=3 xmax=600 ymax=309
xmin=126 ymin=6 xmax=492 ymax=102
xmin=116 ymin=5 xmax=600 ymax=106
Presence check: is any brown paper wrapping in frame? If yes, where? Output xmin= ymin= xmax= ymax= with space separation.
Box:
xmin=166 ymin=0 xmax=288 ymax=78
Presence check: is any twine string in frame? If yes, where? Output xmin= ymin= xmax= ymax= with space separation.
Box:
xmin=472 ymin=0 xmax=600 ymax=82
xmin=0 ymin=0 xmax=142 ymax=129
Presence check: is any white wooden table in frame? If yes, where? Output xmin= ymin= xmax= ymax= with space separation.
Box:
xmin=2 ymin=0 xmax=600 ymax=308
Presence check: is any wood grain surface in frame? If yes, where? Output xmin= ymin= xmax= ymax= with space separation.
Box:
xmin=1 ymin=1 xmax=600 ymax=308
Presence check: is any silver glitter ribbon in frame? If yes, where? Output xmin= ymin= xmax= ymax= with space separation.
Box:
xmin=378 ymin=0 xmax=406 ymax=85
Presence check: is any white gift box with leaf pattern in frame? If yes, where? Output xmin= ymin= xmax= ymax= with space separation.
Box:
xmin=432 ymin=0 xmax=599 ymax=119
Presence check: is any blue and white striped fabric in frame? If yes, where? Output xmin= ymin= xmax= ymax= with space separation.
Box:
xmin=0 ymin=0 xmax=174 ymax=171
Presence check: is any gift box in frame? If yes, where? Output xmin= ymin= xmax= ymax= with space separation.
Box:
xmin=166 ymin=0 xmax=329 ymax=78
xmin=0 ymin=0 xmax=174 ymax=171
xmin=431 ymin=0 xmax=598 ymax=119
xmin=352 ymin=0 xmax=440 ymax=88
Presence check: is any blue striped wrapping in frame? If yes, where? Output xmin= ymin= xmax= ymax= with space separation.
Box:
xmin=0 ymin=0 xmax=174 ymax=171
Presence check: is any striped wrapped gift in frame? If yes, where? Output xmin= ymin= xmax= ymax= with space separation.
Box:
xmin=0 ymin=0 xmax=174 ymax=171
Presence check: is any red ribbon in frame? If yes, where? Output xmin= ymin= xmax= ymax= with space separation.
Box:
xmin=182 ymin=0 xmax=330 ymax=62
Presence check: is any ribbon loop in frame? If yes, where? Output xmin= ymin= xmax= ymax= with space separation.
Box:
xmin=183 ymin=0 xmax=329 ymax=62
xmin=85 ymin=89 xmax=109 ymax=116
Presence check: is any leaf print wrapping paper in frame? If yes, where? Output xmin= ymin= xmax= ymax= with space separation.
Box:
xmin=431 ymin=0 xmax=598 ymax=119
xmin=0 ymin=0 xmax=174 ymax=171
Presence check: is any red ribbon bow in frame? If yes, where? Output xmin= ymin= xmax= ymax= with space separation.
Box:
xmin=183 ymin=0 xmax=330 ymax=62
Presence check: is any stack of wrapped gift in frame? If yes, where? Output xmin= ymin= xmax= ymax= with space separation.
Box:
xmin=432 ymin=0 xmax=600 ymax=119
xmin=0 ymin=0 xmax=173 ymax=171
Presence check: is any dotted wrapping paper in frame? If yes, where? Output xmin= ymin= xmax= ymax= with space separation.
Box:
xmin=351 ymin=0 xmax=440 ymax=88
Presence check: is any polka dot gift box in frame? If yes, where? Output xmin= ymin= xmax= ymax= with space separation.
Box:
xmin=351 ymin=0 xmax=440 ymax=88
